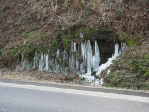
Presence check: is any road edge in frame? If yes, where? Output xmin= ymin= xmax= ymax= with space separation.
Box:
xmin=0 ymin=79 xmax=149 ymax=97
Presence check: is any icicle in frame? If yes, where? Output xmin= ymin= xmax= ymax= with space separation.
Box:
xmin=114 ymin=43 xmax=119 ymax=57
xmin=87 ymin=40 xmax=92 ymax=75
xmin=80 ymin=63 xmax=84 ymax=73
xmin=34 ymin=53 xmax=39 ymax=69
xmin=81 ymin=41 xmax=87 ymax=70
xmin=92 ymin=55 xmax=95 ymax=70
xmin=33 ymin=57 xmax=36 ymax=68
xmin=81 ymin=42 xmax=85 ymax=60
xmin=39 ymin=52 xmax=44 ymax=71
xmin=76 ymin=44 xmax=81 ymax=71
xmin=69 ymin=56 xmax=71 ymax=70
xmin=84 ymin=41 xmax=87 ymax=65
xmin=26 ymin=61 xmax=31 ymax=70
xmin=120 ymin=43 xmax=127 ymax=54
xmin=21 ymin=61 xmax=25 ymax=70
xmin=69 ymin=42 xmax=73 ymax=71
xmin=54 ymin=49 xmax=60 ymax=73
xmin=92 ymin=40 xmax=100 ymax=71
xmin=70 ymin=41 xmax=76 ymax=71
xmin=74 ymin=42 xmax=76 ymax=51
xmin=48 ymin=60 xmax=52 ymax=72
xmin=50 ymin=59 xmax=55 ymax=72
xmin=80 ymin=32 xmax=83 ymax=38
xmin=44 ymin=53 xmax=49 ymax=71
xmin=76 ymin=60 xmax=79 ymax=71
xmin=56 ymin=49 xmax=59 ymax=57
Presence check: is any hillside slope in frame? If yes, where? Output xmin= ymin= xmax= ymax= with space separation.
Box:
xmin=0 ymin=0 xmax=149 ymax=89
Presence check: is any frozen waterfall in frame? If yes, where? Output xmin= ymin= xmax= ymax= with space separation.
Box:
xmin=16 ymin=40 xmax=127 ymax=85
xmin=96 ymin=43 xmax=127 ymax=76
xmin=79 ymin=43 xmax=127 ymax=84
xmin=16 ymin=40 xmax=102 ymax=74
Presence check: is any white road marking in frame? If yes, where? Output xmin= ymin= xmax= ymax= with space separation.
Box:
xmin=0 ymin=82 xmax=149 ymax=103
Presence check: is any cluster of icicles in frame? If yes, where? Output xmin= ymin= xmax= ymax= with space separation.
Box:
xmin=16 ymin=40 xmax=126 ymax=85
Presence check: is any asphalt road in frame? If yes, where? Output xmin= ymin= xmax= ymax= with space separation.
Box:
xmin=0 ymin=81 xmax=149 ymax=112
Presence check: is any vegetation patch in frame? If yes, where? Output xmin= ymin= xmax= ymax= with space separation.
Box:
xmin=103 ymin=43 xmax=149 ymax=90
xmin=103 ymin=70 xmax=149 ymax=90
xmin=52 ymin=37 xmax=59 ymax=51
xmin=63 ymin=34 xmax=72 ymax=50
xmin=122 ymin=33 xmax=141 ymax=47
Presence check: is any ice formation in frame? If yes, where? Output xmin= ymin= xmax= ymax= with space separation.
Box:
xmin=16 ymin=39 xmax=127 ymax=86
xmin=79 ymin=43 xmax=126 ymax=85
xmin=16 ymin=40 xmax=101 ymax=73
xmin=80 ymin=32 xmax=83 ymax=38
xmin=96 ymin=43 xmax=126 ymax=77
xmin=93 ymin=41 xmax=100 ymax=71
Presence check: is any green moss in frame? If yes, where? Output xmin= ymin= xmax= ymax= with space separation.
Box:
xmin=75 ymin=27 xmax=85 ymax=37
xmin=84 ymin=27 xmax=93 ymax=40
xmin=126 ymin=38 xmax=136 ymax=47
xmin=122 ymin=33 xmax=141 ymax=47
xmin=62 ymin=34 xmax=71 ymax=50
xmin=98 ymin=27 xmax=110 ymax=33
xmin=75 ymin=26 xmax=113 ymax=41
xmin=75 ymin=26 xmax=94 ymax=40
xmin=10 ymin=41 xmax=48 ymax=62
xmin=52 ymin=37 xmax=59 ymax=50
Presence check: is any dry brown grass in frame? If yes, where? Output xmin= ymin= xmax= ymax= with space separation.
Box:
xmin=0 ymin=67 xmax=79 ymax=84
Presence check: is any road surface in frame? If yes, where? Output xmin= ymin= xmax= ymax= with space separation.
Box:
xmin=0 ymin=81 xmax=149 ymax=112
